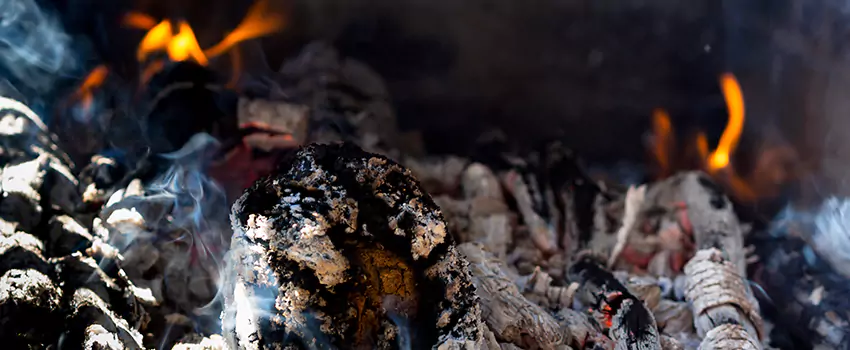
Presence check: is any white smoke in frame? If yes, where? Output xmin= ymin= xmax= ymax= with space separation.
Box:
xmin=0 ymin=0 xmax=79 ymax=94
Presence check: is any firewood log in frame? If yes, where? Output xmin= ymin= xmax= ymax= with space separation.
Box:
xmin=648 ymin=172 xmax=763 ymax=347
xmin=459 ymin=242 xmax=567 ymax=349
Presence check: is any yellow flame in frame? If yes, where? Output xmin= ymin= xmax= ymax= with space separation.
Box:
xmin=652 ymin=108 xmax=673 ymax=176
xmin=128 ymin=0 xmax=284 ymax=78
xmin=203 ymin=0 xmax=285 ymax=59
xmin=168 ymin=21 xmax=209 ymax=65
xmin=707 ymin=73 xmax=745 ymax=171
xmin=137 ymin=20 xmax=173 ymax=62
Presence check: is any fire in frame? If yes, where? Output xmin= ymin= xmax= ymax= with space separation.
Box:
xmin=125 ymin=0 xmax=283 ymax=69
xmin=707 ymin=73 xmax=745 ymax=172
xmin=203 ymin=0 xmax=285 ymax=59
xmin=74 ymin=65 xmax=109 ymax=116
xmin=123 ymin=12 xmax=157 ymax=30
xmin=695 ymin=131 xmax=709 ymax=162
xmin=136 ymin=20 xmax=173 ymax=62
xmin=651 ymin=108 xmax=673 ymax=176
xmin=168 ymin=22 xmax=208 ymax=65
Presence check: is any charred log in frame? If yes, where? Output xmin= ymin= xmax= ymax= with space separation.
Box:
xmin=222 ymin=142 xmax=482 ymax=349
xmin=570 ymin=256 xmax=661 ymax=350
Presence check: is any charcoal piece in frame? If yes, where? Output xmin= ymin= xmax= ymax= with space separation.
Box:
xmin=54 ymin=254 xmax=149 ymax=330
xmin=171 ymin=334 xmax=228 ymax=350
xmin=0 ymin=268 xmax=62 ymax=345
xmin=47 ymin=215 xmax=94 ymax=257
xmin=0 ymin=154 xmax=47 ymax=231
xmin=46 ymin=157 xmax=82 ymax=213
xmin=79 ymin=154 xmax=126 ymax=206
xmin=83 ymin=324 xmax=124 ymax=350
xmin=222 ymin=143 xmax=482 ymax=349
xmin=0 ymin=231 xmax=51 ymax=276
xmin=64 ymin=288 xmax=144 ymax=350
xmin=570 ymin=256 xmax=661 ymax=350
xmin=554 ymin=308 xmax=614 ymax=350
xmin=0 ymin=97 xmax=73 ymax=167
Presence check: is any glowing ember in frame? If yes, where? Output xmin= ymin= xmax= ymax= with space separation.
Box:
xmin=651 ymin=108 xmax=673 ymax=176
xmin=74 ymin=65 xmax=109 ymax=116
xmin=707 ymin=73 xmax=745 ymax=172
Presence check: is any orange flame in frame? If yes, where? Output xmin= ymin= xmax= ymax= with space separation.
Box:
xmin=695 ymin=131 xmax=709 ymax=161
xmin=707 ymin=73 xmax=745 ymax=172
xmin=127 ymin=0 xmax=283 ymax=83
xmin=203 ymin=0 xmax=285 ymax=59
xmin=123 ymin=12 xmax=157 ymax=30
xmin=137 ymin=20 xmax=173 ymax=62
xmin=75 ymin=65 xmax=109 ymax=116
xmin=652 ymin=108 xmax=673 ymax=176
xmin=168 ymin=21 xmax=208 ymax=65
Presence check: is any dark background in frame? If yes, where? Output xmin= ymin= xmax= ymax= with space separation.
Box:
xmin=39 ymin=0 xmax=849 ymax=194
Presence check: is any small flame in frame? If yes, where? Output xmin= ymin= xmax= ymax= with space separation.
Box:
xmin=123 ymin=12 xmax=157 ymax=30
xmin=137 ymin=20 xmax=173 ymax=62
xmin=167 ymin=21 xmax=208 ymax=65
xmin=203 ymin=0 xmax=285 ymax=59
xmin=74 ymin=65 xmax=109 ymax=117
xmin=695 ymin=131 xmax=709 ymax=162
xmin=707 ymin=73 xmax=745 ymax=172
xmin=651 ymin=108 xmax=673 ymax=176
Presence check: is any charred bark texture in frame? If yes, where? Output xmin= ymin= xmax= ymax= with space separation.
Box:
xmin=223 ymin=142 xmax=482 ymax=349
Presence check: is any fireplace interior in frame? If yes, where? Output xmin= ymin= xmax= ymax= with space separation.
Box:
xmin=0 ymin=0 xmax=845 ymax=349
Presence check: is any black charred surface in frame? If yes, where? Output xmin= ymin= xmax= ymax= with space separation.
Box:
xmin=225 ymin=142 xmax=481 ymax=349
xmin=570 ymin=256 xmax=660 ymax=348
xmin=488 ymin=139 xmax=604 ymax=250
xmin=0 ymin=98 xmax=145 ymax=349
xmin=140 ymin=61 xmax=238 ymax=155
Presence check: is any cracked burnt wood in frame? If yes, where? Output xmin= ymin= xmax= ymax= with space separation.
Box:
xmin=569 ymin=256 xmax=661 ymax=350
xmin=458 ymin=242 xmax=567 ymax=349
xmin=223 ymin=142 xmax=482 ymax=350
xmin=646 ymin=172 xmax=763 ymax=348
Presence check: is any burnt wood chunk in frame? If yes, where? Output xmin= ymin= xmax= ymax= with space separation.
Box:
xmin=223 ymin=143 xmax=482 ymax=349
xmin=570 ymin=256 xmax=661 ymax=350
